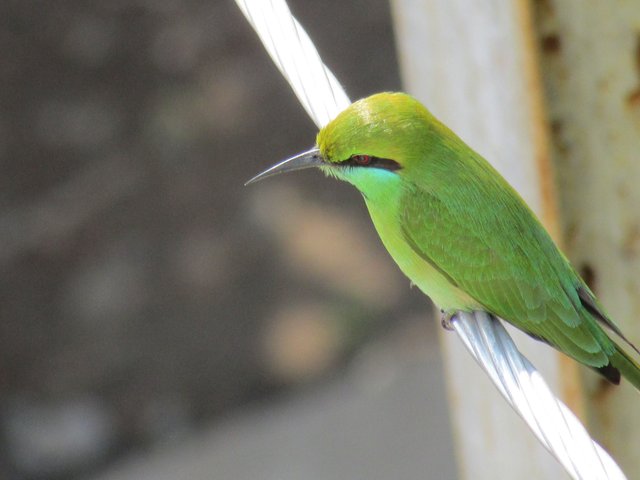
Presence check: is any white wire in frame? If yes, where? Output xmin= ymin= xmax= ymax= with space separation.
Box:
xmin=235 ymin=0 xmax=351 ymax=128
xmin=232 ymin=1 xmax=627 ymax=479
xmin=454 ymin=311 xmax=625 ymax=479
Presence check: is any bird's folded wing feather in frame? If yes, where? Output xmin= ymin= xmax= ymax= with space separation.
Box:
xmin=399 ymin=178 xmax=612 ymax=367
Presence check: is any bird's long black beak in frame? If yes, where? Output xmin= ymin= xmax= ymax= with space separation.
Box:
xmin=245 ymin=148 xmax=324 ymax=186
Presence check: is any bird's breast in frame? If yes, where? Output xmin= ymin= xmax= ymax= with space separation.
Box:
xmin=364 ymin=196 xmax=480 ymax=312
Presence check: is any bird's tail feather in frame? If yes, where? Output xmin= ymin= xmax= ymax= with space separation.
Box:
xmin=609 ymin=343 xmax=640 ymax=391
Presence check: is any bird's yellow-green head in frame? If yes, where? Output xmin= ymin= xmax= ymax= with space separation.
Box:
xmin=245 ymin=92 xmax=448 ymax=199
xmin=318 ymin=92 xmax=430 ymax=168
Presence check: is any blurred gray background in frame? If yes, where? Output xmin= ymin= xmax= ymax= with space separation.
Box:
xmin=0 ymin=0 xmax=455 ymax=478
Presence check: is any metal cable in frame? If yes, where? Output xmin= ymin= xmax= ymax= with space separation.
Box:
xmin=235 ymin=0 xmax=350 ymax=128
xmin=453 ymin=311 xmax=624 ymax=479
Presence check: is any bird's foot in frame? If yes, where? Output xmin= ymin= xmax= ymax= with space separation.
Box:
xmin=440 ymin=310 xmax=456 ymax=331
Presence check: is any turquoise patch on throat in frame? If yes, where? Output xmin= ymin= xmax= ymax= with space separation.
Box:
xmin=342 ymin=167 xmax=401 ymax=203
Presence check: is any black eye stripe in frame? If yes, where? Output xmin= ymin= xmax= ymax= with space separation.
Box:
xmin=341 ymin=155 xmax=402 ymax=171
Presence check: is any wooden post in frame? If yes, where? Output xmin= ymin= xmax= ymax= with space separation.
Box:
xmin=390 ymin=0 xmax=584 ymax=478
xmin=534 ymin=0 xmax=640 ymax=474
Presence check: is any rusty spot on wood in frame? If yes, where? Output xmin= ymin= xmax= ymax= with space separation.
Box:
xmin=564 ymin=222 xmax=578 ymax=251
xmin=626 ymin=88 xmax=640 ymax=108
xmin=549 ymin=119 xmax=571 ymax=154
xmin=580 ymin=263 xmax=597 ymax=291
xmin=533 ymin=0 xmax=555 ymax=17
xmin=627 ymin=33 xmax=640 ymax=108
xmin=622 ymin=224 xmax=640 ymax=258
xmin=592 ymin=376 xmax=615 ymax=404
xmin=541 ymin=34 xmax=561 ymax=54
xmin=634 ymin=32 xmax=640 ymax=73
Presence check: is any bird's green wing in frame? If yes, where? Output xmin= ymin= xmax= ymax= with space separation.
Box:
xmin=400 ymin=170 xmax=614 ymax=368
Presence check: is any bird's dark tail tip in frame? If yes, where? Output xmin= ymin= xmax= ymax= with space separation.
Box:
xmin=608 ymin=343 xmax=640 ymax=392
xmin=595 ymin=362 xmax=620 ymax=385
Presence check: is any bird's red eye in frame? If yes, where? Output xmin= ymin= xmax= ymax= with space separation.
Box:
xmin=354 ymin=155 xmax=371 ymax=165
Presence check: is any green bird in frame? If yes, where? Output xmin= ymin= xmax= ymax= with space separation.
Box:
xmin=247 ymin=92 xmax=640 ymax=389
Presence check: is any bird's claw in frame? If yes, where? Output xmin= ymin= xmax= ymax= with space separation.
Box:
xmin=440 ymin=310 xmax=455 ymax=331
